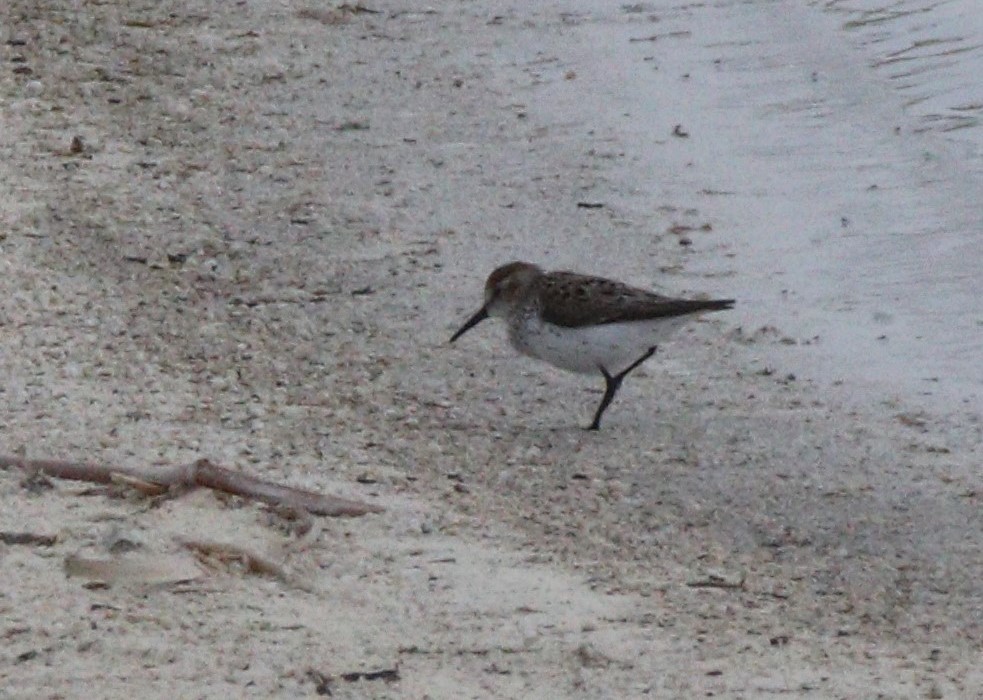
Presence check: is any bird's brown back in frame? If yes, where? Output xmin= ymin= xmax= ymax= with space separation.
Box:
xmin=538 ymin=271 xmax=734 ymax=328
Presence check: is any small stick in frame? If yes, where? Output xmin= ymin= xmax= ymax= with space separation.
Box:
xmin=0 ymin=455 xmax=382 ymax=517
xmin=0 ymin=532 xmax=57 ymax=547
xmin=177 ymin=538 xmax=315 ymax=592
xmin=178 ymin=539 xmax=283 ymax=578
xmin=686 ymin=575 xmax=746 ymax=590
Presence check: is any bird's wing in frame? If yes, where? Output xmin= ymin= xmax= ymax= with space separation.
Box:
xmin=539 ymin=271 xmax=733 ymax=328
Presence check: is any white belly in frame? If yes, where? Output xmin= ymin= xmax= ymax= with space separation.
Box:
xmin=510 ymin=317 xmax=691 ymax=375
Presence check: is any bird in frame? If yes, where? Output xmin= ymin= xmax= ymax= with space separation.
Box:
xmin=450 ymin=261 xmax=734 ymax=429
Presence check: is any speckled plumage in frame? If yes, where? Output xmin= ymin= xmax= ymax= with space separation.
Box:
xmin=451 ymin=261 xmax=734 ymax=429
xmin=537 ymin=269 xmax=733 ymax=328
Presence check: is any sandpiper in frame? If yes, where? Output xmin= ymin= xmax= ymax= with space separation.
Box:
xmin=450 ymin=261 xmax=734 ymax=429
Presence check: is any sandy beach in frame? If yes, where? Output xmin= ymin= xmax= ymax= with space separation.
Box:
xmin=2 ymin=1 xmax=981 ymax=697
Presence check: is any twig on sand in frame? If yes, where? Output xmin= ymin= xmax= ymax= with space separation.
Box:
xmin=177 ymin=538 xmax=314 ymax=591
xmin=0 ymin=531 xmax=57 ymax=546
xmin=305 ymin=665 xmax=400 ymax=697
xmin=0 ymin=455 xmax=382 ymax=517
xmin=686 ymin=574 xmax=746 ymax=590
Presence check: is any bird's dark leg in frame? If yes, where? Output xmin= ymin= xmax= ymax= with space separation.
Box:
xmin=586 ymin=346 xmax=657 ymax=431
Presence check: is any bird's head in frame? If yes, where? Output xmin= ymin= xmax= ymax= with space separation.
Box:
xmin=450 ymin=261 xmax=542 ymax=342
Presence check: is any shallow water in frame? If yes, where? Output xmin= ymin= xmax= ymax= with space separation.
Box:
xmin=747 ymin=0 xmax=983 ymax=412
xmin=531 ymin=0 xmax=983 ymax=413
xmin=821 ymin=0 xmax=983 ymax=144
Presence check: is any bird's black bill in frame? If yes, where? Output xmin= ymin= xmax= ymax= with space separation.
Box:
xmin=450 ymin=306 xmax=489 ymax=343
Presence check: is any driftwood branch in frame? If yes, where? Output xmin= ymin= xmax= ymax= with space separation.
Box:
xmin=0 ymin=455 xmax=382 ymax=517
